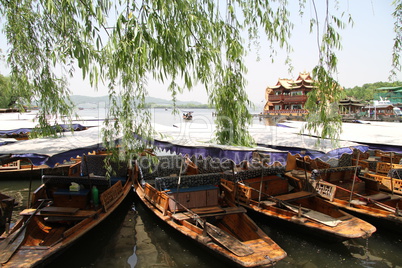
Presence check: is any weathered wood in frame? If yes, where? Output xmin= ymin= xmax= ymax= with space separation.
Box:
xmin=100 ymin=180 xmax=123 ymax=212
xmin=315 ymin=181 xmax=336 ymax=201
xmin=171 ymin=206 xmax=244 ymax=221
xmin=133 ymin=158 xmax=287 ymax=267
xmin=40 ymin=207 xmax=79 ymax=215
xmin=275 ymin=191 xmax=314 ymax=202
xmin=0 ymin=200 xmax=45 ymax=264
xmin=191 ymin=206 xmax=224 ymax=214
xmin=0 ymin=227 xmax=26 ymax=264
xmin=0 ymin=155 xmax=133 ymax=268
xmin=62 ymin=216 xmax=94 ymax=238
xmin=205 ymin=222 xmax=254 ymax=257
xmin=282 ymin=203 xmax=342 ymax=227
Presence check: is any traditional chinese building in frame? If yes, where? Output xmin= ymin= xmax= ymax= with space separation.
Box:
xmin=263 ymin=72 xmax=314 ymax=115
xmin=338 ymin=97 xmax=365 ymax=115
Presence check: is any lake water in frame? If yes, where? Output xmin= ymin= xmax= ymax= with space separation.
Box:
xmin=1 ymin=108 xmax=402 ymax=267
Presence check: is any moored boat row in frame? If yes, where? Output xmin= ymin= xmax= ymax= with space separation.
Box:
xmin=2 ymin=148 xmax=402 ymax=268
xmin=286 ymin=150 xmax=402 ymax=232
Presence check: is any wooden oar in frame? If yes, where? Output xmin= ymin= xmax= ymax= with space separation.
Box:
xmin=0 ymin=200 xmax=45 ymax=264
xmin=280 ymin=202 xmax=342 ymax=227
xmin=0 ymin=227 xmax=26 ymax=264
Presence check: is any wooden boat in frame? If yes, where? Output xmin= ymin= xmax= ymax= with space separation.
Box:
xmin=220 ymin=166 xmax=376 ymax=242
xmin=0 ymin=154 xmax=132 ymax=267
xmin=357 ymin=158 xmax=402 ymax=196
xmin=0 ymin=157 xmax=81 ymax=181
xmin=285 ymin=156 xmax=402 ymax=231
xmin=133 ymin=155 xmax=287 ymax=267
xmin=0 ymin=193 xmax=16 ymax=235
xmin=182 ymin=111 xmax=193 ymax=120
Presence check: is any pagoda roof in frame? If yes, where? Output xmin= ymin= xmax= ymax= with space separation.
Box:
xmin=267 ymin=72 xmax=315 ymax=90
xmin=339 ymin=97 xmax=363 ymax=104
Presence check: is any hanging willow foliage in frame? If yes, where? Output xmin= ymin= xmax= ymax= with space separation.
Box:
xmin=0 ymin=0 xmax=400 ymax=163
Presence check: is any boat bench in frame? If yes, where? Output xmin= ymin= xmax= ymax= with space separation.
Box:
xmin=171 ymin=206 xmax=247 ymax=221
xmin=275 ymin=191 xmax=315 ymax=202
xmin=20 ymin=206 xmax=97 ymax=221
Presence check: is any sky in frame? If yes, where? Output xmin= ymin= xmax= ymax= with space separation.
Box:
xmin=0 ymin=0 xmax=400 ymax=107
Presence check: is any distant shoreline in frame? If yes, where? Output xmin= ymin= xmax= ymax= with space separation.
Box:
xmin=145 ymin=104 xmax=212 ymax=109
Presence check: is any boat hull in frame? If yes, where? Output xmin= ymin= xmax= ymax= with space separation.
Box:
xmin=133 ymin=178 xmax=286 ymax=268
xmin=0 ymin=159 xmax=132 ymax=267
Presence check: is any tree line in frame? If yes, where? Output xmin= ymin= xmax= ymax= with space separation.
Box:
xmin=344 ymin=81 xmax=402 ymax=102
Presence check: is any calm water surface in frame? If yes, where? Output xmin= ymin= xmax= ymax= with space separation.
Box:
xmin=1 ymin=108 xmax=402 ymax=267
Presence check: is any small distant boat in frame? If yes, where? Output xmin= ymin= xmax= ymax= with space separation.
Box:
xmin=133 ymin=155 xmax=287 ymax=267
xmin=0 ymin=109 xmax=20 ymax=113
xmin=0 ymin=154 xmax=132 ymax=267
xmin=182 ymin=111 xmax=193 ymax=120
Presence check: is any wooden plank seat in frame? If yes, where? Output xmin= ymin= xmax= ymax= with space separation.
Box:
xmin=20 ymin=207 xmax=97 ymax=220
xmin=365 ymin=193 xmax=391 ymax=201
xmin=275 ymin=191 xmax=315 ymax=202
xmin=171 ymin=206 xmax=246 ymax=221
xmin=40 ymin=206 xmax=79 ymax=215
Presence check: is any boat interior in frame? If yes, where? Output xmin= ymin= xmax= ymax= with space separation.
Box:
xmin=13 ymin=155 xmax=129 ymax=248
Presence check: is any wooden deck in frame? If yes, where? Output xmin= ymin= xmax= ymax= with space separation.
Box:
xmin=275 ymin=191 xmax=314 ymax=202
